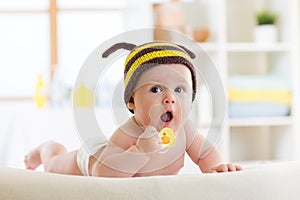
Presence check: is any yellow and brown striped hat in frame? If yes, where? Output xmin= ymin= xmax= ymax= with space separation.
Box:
xmin=102 ymin=41 xmax=197 ymax=112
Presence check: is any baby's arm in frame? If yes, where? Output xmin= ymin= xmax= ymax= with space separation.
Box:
xmin=91 ymin=126 xmax=163 ymax=177
xmin=185 ymin=120 xmax=242 ymax=173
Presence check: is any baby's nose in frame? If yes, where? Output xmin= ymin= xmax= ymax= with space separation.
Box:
xmin=163 ymin=92 xmax=176 ymax=104
xmin=163 ymin=98 xmax=175 ymax=104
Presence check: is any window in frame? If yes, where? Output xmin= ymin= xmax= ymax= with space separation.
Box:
xmin=0 ymin=14 xmax=49 ymax=97
xmin=0 ymin=0 xmax=125 ymax=99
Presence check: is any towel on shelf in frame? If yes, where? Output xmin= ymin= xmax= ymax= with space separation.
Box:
xmin=228 ymin=74 xmax=292 ymax=118
xmin=229 ymin=102 xmax=290 ymax=118
xmin=228 ymin=89 xmax=291 ymax=106
xmin=229 ymin=74 xmax=291 ymax=90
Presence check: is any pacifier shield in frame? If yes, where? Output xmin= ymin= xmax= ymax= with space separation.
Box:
xmin=159 ymin=127 xmax=176 ymax=148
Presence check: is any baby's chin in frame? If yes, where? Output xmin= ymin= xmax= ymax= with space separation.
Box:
xmin=139 ymin=117 xmax=183 ymax=132
xmin=156 ymin=122 xmax=182 ymax=133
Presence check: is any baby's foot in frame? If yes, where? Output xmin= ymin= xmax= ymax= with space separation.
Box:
xmin=24 ymin=147 xmax=42 ymax=170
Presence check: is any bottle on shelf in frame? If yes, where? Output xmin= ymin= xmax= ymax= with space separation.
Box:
xmin=34 ymin=74 xmax=47 ymax=108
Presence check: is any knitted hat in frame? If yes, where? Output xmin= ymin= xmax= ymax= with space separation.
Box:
xmin=102 ymin=41 xmax=197 ymax=113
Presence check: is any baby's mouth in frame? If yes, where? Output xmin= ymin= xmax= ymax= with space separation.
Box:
xmin=160 ymin=111 xmax=173 ymax=123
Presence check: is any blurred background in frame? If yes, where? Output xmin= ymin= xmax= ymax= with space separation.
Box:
xmin=0 ymin=0 xmax=300 ymax=173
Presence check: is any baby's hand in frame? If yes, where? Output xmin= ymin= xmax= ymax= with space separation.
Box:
xmin=206 ymin=163 xmax=243 ymax=173
xmin=136 ymin=126 xmax=164 ymax=153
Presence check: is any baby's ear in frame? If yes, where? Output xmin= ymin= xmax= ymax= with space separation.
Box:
xmin=127 ymin=102 xmax=135 ymax=111
xmin=127 ymin=97 xmax=135 ymax=110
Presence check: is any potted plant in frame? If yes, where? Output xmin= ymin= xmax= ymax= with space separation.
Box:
xmin=254 ymin=10 xmax=278 ymax=43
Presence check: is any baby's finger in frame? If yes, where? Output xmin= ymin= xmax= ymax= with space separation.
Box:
xmin=155 ymin=133 xmax=161 ymax=139
xmin=141 ymin=126 xmax=158 ymax=138
xmin=215 ymin=164 xmax=228 ymax=172
xmin=227 ymin=164 xmax=236 ymax=172
xmin=158 ymin=143 xmax=164 ymax=150
xmin=235 ymin=165 xmax=243 ymax=171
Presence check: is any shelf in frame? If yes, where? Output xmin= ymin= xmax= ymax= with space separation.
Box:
xmin=150 ymin=0 xmax=300 ymax=163
xmin=194 ymin=42 xmax=291 ymax=53
xmin=227 ymin=42 xmax=291 ymax=52
xmin=196 ymin=42 xmax=219 ymax=52
xmin=229 ymin=116 xmax=293 ymax=127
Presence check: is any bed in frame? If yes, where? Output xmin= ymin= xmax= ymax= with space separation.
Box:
xmin=1 ymin=162 xmax=299 ymax=200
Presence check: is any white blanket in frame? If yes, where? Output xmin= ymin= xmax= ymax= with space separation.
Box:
xmin=1 ymin=162 xmax=299 ymax=200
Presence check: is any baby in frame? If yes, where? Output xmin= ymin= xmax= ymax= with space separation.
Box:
xmin=24 ymin=42 xmax=242 ymax=177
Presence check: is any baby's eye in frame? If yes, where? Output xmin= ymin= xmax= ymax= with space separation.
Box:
xmin=174 ymin=87 xmax=183 ymax=93
xmin=150 ymin=86 xmax=162 ymax=93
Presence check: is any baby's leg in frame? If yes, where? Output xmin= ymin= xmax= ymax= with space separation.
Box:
xmin=24 ymin=141 xmax=82 ymax=175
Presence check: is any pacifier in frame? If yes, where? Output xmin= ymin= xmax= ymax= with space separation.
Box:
xmin=159 ymin=127 xmax=176 ymax=148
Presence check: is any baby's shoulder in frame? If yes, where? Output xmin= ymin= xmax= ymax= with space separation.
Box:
xmin=109 ymin=118 xmax=142 ymax=148
xmin=117 ymin=117 xmax=143 ymax=138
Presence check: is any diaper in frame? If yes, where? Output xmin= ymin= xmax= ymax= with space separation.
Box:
xmin=76 ymin=118 xmax=139 ymax=176
xmin=77 ymin=139 xmax=107 ymax=176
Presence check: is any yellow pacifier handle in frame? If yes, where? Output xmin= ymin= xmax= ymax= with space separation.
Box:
xmin=159 ymin=127 xmax=176 ymax=148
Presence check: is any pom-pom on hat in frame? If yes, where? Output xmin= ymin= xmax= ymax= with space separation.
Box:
xmin=102 ymin=41 xmax=197 ymax=113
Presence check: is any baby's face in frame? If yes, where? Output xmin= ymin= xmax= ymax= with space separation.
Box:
xmin=129 ymin=64 xmax=193 ymax=132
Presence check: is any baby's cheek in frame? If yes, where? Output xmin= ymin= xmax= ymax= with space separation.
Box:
xmin=175 ymin=99 xmax=192 ymax=130
xmin=148 ymin=104 xmax=165 ymax=127
xmin=178 ymin=96 xmax=192 ymax=115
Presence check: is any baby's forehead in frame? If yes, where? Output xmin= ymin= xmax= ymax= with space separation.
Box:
xmin=142 ymin=64 xmax=191 ymax=79
xmin=136 ymin=64 xmax=193 ymax=87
